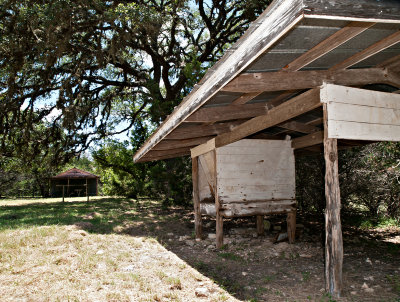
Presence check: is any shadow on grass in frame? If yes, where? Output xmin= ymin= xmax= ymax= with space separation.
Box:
xmin=1 ymin=197 xmax=399 ymax=301
xmin=0 ymin=197 xmax=191 ymax=236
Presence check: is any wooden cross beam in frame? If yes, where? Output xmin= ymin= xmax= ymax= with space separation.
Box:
xmin=221 ymin=68 xmax=399 ymax=93
xmin=185 ymin=102 xmax=269 ymax=123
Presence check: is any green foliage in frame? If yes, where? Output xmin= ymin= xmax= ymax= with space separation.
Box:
xmin=296 ymin=142 xmax=400 ymax=222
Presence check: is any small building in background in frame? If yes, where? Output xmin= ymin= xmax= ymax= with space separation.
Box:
xmin=50 ymin=168 xmax=99 ymax=198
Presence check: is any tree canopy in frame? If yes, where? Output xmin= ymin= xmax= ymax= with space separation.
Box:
xmin=0 ymin=0 xmax=271 ymax=160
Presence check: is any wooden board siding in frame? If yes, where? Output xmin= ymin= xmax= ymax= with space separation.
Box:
xmin=198 ymin=154 xmax=213 ymax=203
xmin=321 ymin=84 xmax=400 ymax=141
xmin=215 ymin=139 xmax=295 ymax=204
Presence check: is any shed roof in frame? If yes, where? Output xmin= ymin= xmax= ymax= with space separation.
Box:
xmin=51 ymin=168 xmax=99 ymax=179
xmin=134 ymin=0 xmax=400 ymax=163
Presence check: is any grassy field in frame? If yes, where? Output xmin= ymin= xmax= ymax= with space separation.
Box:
xmin=0 ymin=197 xmax=236 ymax=302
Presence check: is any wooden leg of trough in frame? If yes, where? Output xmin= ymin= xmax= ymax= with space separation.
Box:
xmin=216 ymin=210 xmax=224 ymax=248
xmin=192 ymin=157 xmax=202 ymax=239
xmin=256 ymin=215 xmax=264 ymax=236
xmin=287 ymin=211 xmax=296 ymax=243
xmin=323 ymin=103 xmax=343 ymax=297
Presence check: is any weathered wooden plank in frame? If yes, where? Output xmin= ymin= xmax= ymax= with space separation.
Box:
xmin=192 ymin=157 xmax=202 ymax=239
xmin=190 ymin=139 xmax=216 ymax=158
xmin=323 ymin=103 xmax=343 ymax=298
xmin=137 ymin=147 xmax=190 ymax=162
xmin=287 ymin=211 xmax=296 ymax=244
xmin=165 ymin=121 xmax=243 ymax=140
xmin=231 ymin=92 xmax=263 ymax=105
xmin=153 ymin=136 xmax=215 ymax=151
xmin=328 ymin=103 xmax=400 ymax=126
xmin=328 ymin=121 xmax=400 ymax=141
xmin=200 ymin=203 xmax=216 ymax=216
xmin=303 ymin=0 xmax=400 ymax=22
xmin=220 ymin=201 xmax=296 ymax=218
xmin=220 ymin=199 xmax=296 ymax=206
xmin=331 ymin=30 xmax=400 ymax=71
xmin=283 ymin=21 xmax=375 ymax=71
xmin=219 ymin=192 xmax=296 ymax=203
xmin=133 ymin=0 xmax=305 ymax=162
xmin=221 ymin=68 xmax=391 ymax=93
xmin=215 ymin=88 xmax=322 ymax=148
xmin=198 ymin=152 xmax=216 ymax=195
xmin=321 ymin=84 xmax=400 ymax=109
xmin=186 ymin=103 xmax=269 ymax=122
xmin=198 ymin=159 xmax=213 ymax=202
xmin=278 ymin=120 xmax=320 ymax=134
xmin=292 ymin=131 xmax=324 ymax=149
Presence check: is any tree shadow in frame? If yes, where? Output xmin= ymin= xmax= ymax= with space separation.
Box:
xmin=1 ymin=197 xmax=399 ymax=301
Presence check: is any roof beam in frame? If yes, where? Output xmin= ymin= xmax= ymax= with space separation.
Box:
xmin=185 ymin=103 xmax=269 ymax=123
xmin=152 ymin=136 xmax=215 ymax=151
xmin=231 ymin=92 xmax=263 ymax=105
xmin=283 ymin=21 xmax=375 ymax=71
xmin=331 ymin=30 xmax=400 ymax=71
xmin=221 ymin=68 xmax=395 ymax=93
xmin=291 ymin=131 xmax=324 ymax=149
xmin=137 ymin=147 xmax=191 ymax=162
xmin=190 ymin=88 xmax=323 ymax=157
xmin=278 ymin=121 xmax=320 ymax=134
xmin=164 ymin=121 xmax=243 ymax=140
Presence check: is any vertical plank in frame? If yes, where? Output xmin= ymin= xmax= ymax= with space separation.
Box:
xmin=323 ymin=104 xmax=343 ymax=297
xmin=256 ymin=215 xmax=265 ymax=236
xmin=214 ymin=149 xmax=223 ymax=248
xmin=192 ymin=157 xmax=203 ymax=239
xmin=287 ymin=211 xmax=296 ymax=243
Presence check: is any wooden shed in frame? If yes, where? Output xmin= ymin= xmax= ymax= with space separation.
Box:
xmin=50 ymin=168 xmax=99 ymax=199
xmin=133 ymin=0 xmax=400 ymax=296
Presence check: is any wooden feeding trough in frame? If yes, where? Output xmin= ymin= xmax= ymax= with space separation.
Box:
xmin=192 ymin=139 xmax=296 ymax=246
xmin=133 ymin=0 xmax=400 ymax=297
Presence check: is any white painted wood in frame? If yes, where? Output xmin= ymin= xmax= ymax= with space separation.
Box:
xmin=220 ymin=200 xmax=296 ymax=218
xmin=328 ymin=103 xmax=400 ymax=126
xmin=321 ymin=84 xmax=400 ymax=141
xmin=198 ymin=160 xmax=213 ymax=203
xmin=328 ymin=121 xmax=400 ymax=141
xmin=200 ymin=203 xmax=216 ymax=216
xmin=216 ymin=139 xmax=296 ymax=204
xmin=321 ymin=84 xmax=400 ymax=109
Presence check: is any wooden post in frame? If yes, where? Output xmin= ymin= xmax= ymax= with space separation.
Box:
xmin=287 ymin=211 xmax=296 ymax=243
xmin=323 ymin=103 xmax=343 ymax=297
xmin=256 ymin=215 xmax=264 ymax=236
xmin=213 ymin=150 xmax=223 ymax=249
xmin=86 ymin=178 xmax=89 ymax=202
xmin=62 ymin=185 xmax=65 ymax=203
xmin=192 ymin=157 xmax=202 ymax=239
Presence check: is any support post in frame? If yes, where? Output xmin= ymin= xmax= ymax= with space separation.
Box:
xmin=62 ymin=185 xmax=65 ymax=203
xmin=256 ymin=215 xmax=264 ymax=236
xmin=86 ymin=178 xmax=89 ymax=202
xmin=216 ymin=209 xmax=223 ymax=248
xmin=323 ymin=103 xmax=343 ymax=297
xmin=287 ymin=211 xmax=296 ymax=243
xmin=192 ymin=157 xmax=202 ymax=239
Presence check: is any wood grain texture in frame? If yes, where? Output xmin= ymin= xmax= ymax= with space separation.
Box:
xmin=256 ymin=215 xmax=265 ymax=236
xmin=292 ymin=131 xmax=324 ymax=149
xmin=303 ymin=0 xmax=400 ymax=22
xmin=220 ymin=200 xmax=296 ymax=218
xmin=321 ymin=84 xmax=400 ymax=141
xmin=323 ymin=103 xmax=343 ymax=298
xmin=192 ymin=157 xmax=203 ymax=239
xmin=287 ymin=211 xmax=296 ymax=244
xmin=283 ymin=21 xmax=375 ymax=71
xmin=186 ymin=103 xmax=269 ymax=122
xmin=221 ymin=68 xmax=391 ymax=93
xmin=153 ymin=136 xmax=215 ymax=151
xmin=216 ymin=140 xmax=295 ymax=203
xmin=330 ymin=30 xmax=400 ymax=71
xmin=215 ymin=88 xmax=322 ymax=148
xmin=165 ymin=121 xmax=243 ymax=140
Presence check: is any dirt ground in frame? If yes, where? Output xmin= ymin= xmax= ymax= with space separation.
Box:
xmin=0 ymin=197 xmax=399 ymax=301
xmin=125 ymin=203 xmax=400 ymax=302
